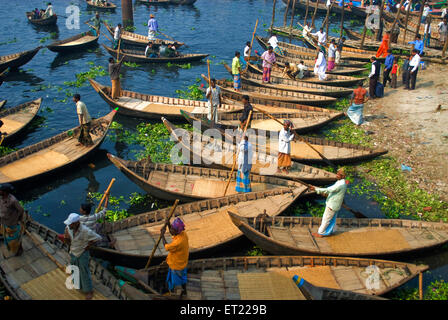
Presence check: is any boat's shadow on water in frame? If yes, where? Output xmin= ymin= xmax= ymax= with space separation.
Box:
xmin=49 ymin=44 xmax=101 ymax=69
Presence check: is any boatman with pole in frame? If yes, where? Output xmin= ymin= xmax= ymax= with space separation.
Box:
xmin=205 ymin=78 xmax=222 ymax=122
xmin=113 ymin=23 xmax=122 ymax=49
xmin=236 ymin=135 xmax=253 ymax=193
xmin=108 ymin=56 xmax=124 ymax=100
xmin=63 ymin=213 xmax=102 ymax=299
xmin=160 ymin=217 xmax=189 ymax=297
xmin=88 ymin=13 xmax=103 ymax=36
xmin=147 ymin=14 xmax=159 ymax=41
xmin=277 ymin=120 xmax=295 ymax=174
xmin=309 ymin=168 xmax=348 ymax=238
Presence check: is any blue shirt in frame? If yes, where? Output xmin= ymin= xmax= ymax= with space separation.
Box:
xmin=408 ymin=40 xmax=424 ymax=54
xmin=384 ymin=54 xmax=394 ymax=70
xmin=148 ymin=18 xmax=158 ymax=31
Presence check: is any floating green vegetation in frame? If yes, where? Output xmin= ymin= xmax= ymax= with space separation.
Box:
xmin=175 ymin=79 xmax=204 ymax=100
xmin=124 ymin=25 xmax=136 ymax=32
xmin=0 ymin=37 xmax=17 ymax=46
xmin=246 ymin=245 xmax=265 ymax=256
xmin=63 ymin=65 xmax=107 ymax=88
xmin=0 ymin=146 xmax=16 ymax=157
xmin=123 ymin=61 xmax=140 ymax=68
xmin=391 ymin=280 xmax=448 ymax=300
xmin=166 ymin=62 xmax=192 ymax=69
xmin=291 ymin=200 xmax=326 ymax=217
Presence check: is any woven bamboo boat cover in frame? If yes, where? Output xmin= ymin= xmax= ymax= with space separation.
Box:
xmin=267 ymin=266 xmax=341 ymax=290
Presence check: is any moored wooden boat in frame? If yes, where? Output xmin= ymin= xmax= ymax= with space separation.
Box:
xmin=86 ymin=0 xmax=117 ymax=10
xmin=137 ymin=0 xmax=197 ymax=4
xmin=26 ymin=12 xmax=57 ymax=26
xmin=132 ymin=255 xmax=426 ymax=298
xmin=90 ymin=187 xmax=306 ymax=269
xmin=181 ymin=111 xmax=389 ymax=164
xmin=0 ymin=218 xmax=141 ymax=300
xmin=181 ymin=108 xmax=342 ymax=135
xmin=0 ymin=98 xmax=42 ymax=143
xmin=270 ymin=53 xmax=368 ymax=68
xmin=163 ymin=118 xmax=338 ymax=184
xmin=104 ymin=23 xmax=185 ymax=49
xmin=0 ymin=47 xmax=41 ymax=73
xmin=47 ymin=31 xmax=99 ymax=53
xmin=108 ymin=153 xmax=309 ymax=202
xmin=229 ymin=213 xmax=448 ymax=257
xmin=223 ymin=64 xmax=353 ymax=97
xmin=0 ymin=101 xmax=6 ymax=109
xmin=0 ymin=110 xmax=115 ymax=185
xmin=102 ymin=44 xmax=208 ymax=63
xmin=202 ymin=75 xmax=338 ymax=106
xmin=89 ymin=79 xmax=241 ymax=120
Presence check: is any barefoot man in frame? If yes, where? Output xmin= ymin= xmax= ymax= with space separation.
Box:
xmin=309 ymin=168 xmax=348 ymax=238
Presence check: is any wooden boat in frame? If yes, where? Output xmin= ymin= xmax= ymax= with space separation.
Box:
xmin=229 ymin=213 xmax=448 ymax=257
xmin=90 ymin=187 xmax=306 ymax=269
xmin=223 ymin=65 xmax=353 ymax=97
xmin=181 ymin=112 xmax=389 ymax=164
xmin=47 ymin=31 xmax=99 ymax=53
xmin=0 ymin=101 xmax=6 ymax=109
xmin=0 ymin=110 xmax=115 ymax=185
xmin=0 ymin=98 xmax=42 ymax=143
xmin=202 ymin=75 xmax=337 ymax=106
xmin=0 ymin=218 xmax=141 ymax=300
xmin=0 ymin=69 xmax=7 ymax=86
xmin=102 ymin=44 xmax=208 ymax=63
xmin=86 ymin=0 xmax=117 ymax=10
xmin=270 ymin=53 xmax=368 ymax=68
xmin=137 ymin=0 xmax=197 ymax=4
xmin=26 ymin=12 xmax=57 ymax=26
xmin=89 ymin=79 xmax=241 ymax=120
xmin=163 ymin=118 xmax=338 ymax=184
xmin=0 ymin=47 xmax=41 ymax=73
xmin=282 ymin=0 xmax=355 ymax=16
xmin=108 ymin=154 xmax=309 ymax=202
xmin=132 ymin=255 xmax=427 ymax=298
xmin=104 ymin=23 xmax=185 ymax=49
xmin=181 ymin=109 xmax=342 ymax=135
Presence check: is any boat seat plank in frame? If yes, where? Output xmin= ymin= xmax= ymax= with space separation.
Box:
xmin=267 ymin=266 xmax=341 ymax=289
xmin=59 ymin=36 xmax=97 ymax=46
xmin=148 ymin=171 xmax=169 ymax=190
xmin=0 ymin=118 xmax=25 ymax=133
xmin=267 ymin=227 xmax=297 ymax=247
xmin=331 ymin=267 xmax=366 ymax=292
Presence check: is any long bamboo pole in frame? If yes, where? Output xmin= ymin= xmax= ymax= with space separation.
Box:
xmin=284 ymin=0 xmax=291 ymax=27
xmin=207 ymin=60 xmax=214 ymax=123
xmin=402 ymin=0 xmax=414 ymax=43
xmin=290 ymin=0 xmax=297 ymax=28
xmin=389 ymin=0 xmax=405 ymax=33
xmin=96 ymin=178 xmax=116 ymax=212
xmin=270 ymin=0 xmax=277 ymax=32
xmin=340 ymin=0 xmax=345 ymax=39
xmin=376 ymin=0 xmax=385 ymax=41
xmin=419 ymin=272 xmax=423 ymax=300
xmin=414 ymin=0 xmax=426 ymax=40
xmin=324 ymin=2 xmax=335 ymax=39
xmin=245 ymin=19 xmax=259 ymax=72
xmin=144 ymin=199 xmax=180 ymax=269
xmin=223 ymin=110 xmax=253 ymax=196
xmin=304 ymin=0 xmax=310 ymax=24
xmin=360 ymin=11 xmax=372 ymax=49
xmin=443 ymin=33 xmax=448 ymax=57
xmin=311 ymin=0 xmax=320 ymax=28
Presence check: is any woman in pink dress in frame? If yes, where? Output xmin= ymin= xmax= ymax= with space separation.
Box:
xmin=261 ymin=46 xmax=276 ymax=84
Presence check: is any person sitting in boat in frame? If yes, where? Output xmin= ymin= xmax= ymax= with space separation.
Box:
xmin=159 ymin=42 xmax=168 ymax=56
xmin=89 ymin=13 xmax=103 ymax=37
xmin=314 ymin=48 xmax=328 ymax=81
xmin=63 ymin=213 xmax=102 ymax=300
xmin=268 ymin=34 xmax=284 ymax=55
xmin=309 ymin=168 xmax=348 ymax=238
xmin=160 ymin=217 xmax=189 ymax=297
xmin=73 ymin=94 xmax=94 ymax=147
xmin=282 ymin=62 xmax=299 ymax=79
xmin=0 ymin=183 xmax=26 ymax=257
xmin=39 ymin=9 xmax=46 ymax=18
xmin=236 ymin=135 xmax=253 ymax=193
xmin=297 ymin=61 xmax=310 ymax=79
xmin=166 ymin=44 xmax=179 ymax=57
xmin=145 ymin=42 xmax=159 ymax=58
xmin=277 ymin=120 xmax=295 ymax=174
xmin=206 ymin=78 xmax=222 ymax=122
xmin=43 ymin=2 xmax=54 ymax=18
xmin=239 ymin=95 xmax=253 ymax=129
xmin=32 ymin=8 xmax=40 ymax=19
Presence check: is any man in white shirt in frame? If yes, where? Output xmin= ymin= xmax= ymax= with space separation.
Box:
xmin=113 ymin=23 xmax=122 ymax=49
xmin=297 ymin=61 xmax=309 ymax=79
xmin=314 ymin=49 xmax=327 ymax=81
xmin=44 ymin=2 xmax=54 ymax=18
xmin=205 ymin=78 xmax=221 ymax=122
xmin=63 ymin=213 xmax=101 ymax=300
xmin=312 ymin=28 xmax=327 ymax=50
xmin=405 ymin=49 xmax=421 ymax=90
xmin=326 ymin=0 xmax=332 ymax=7
xmin=438 ymin=18 xmax=448 ymax=46
xmin=302 ymin=22 xmax=313 ymax=43
xmin=368 ymin=56 xmax=380 ymax=98
xmin=73 ymin=94 xmax=93 ymax=146
xmin=268 ymin=35 xmax=279 ymax=49
xmin=236 ymin=135 xmax=253 ymax=193
xmin=442 ymin=7 xmax=447 ymax=19
xmin=243 ymin=41 xmax=251 ymax=68
xmin=277 ymin=120 xmax=295 ymax=174
xmin=422 ymin=3 xmax=431 ymax=24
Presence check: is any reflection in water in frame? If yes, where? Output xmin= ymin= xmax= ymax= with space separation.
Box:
xmin=50 ymin=45 xmax=100 ymax=69
xmin=2 ymin=70 xmax=45 ymax=86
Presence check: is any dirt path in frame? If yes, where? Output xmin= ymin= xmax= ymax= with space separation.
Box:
xmin=362 ymin=62 xmax=448 ymax=202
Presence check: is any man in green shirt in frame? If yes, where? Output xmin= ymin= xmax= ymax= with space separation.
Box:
xmin=88 ymin=13 xmax=103 ymax=36
xmin=309 ymin=168 xmax=348 ymax=238
xmin=232 ymin=51 xmax=242 ymax=92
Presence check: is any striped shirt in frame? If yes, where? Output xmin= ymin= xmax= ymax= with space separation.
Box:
xmin=79 ymin=208 xmax=107 ymax=230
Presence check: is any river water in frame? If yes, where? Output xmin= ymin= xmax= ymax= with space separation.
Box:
xmin=0 ymin=0 xmax=446 ymax=296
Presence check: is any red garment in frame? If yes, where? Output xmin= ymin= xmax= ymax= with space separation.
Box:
xmin=353 ymin=87 xmax=367 ymax=104
xmin=391 ymin=63 xmax=398 ymax=74
xmin=376 ymin=34 xmax=390 ymax=58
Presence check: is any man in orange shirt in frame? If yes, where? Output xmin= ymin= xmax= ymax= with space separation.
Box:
xmin=376 ymin=31 xmax=390 ymax=58
xmin=161 ymin=217 xmax=189 ymax=296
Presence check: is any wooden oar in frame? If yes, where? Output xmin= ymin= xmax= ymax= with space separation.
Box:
xmin=223 ymin=110 xmax=253 ymax=196
xmin=250 ymin=104 xmax=337 ymax=170
xmin=244 ymin=19 xmax=259 ymax=72
xmin=0 ymin=135 xmax=5 ymax=146
xmin=143 ymin=199 xmax=180 ymax=269
xmin=96 ymin=178 xmax=115 ymax=213
xmin=207 ymin=59 xmax=215 ymax=124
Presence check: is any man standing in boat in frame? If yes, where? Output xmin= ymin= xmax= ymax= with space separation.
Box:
xmin=314 ymin=48 xmax=327 ymax=81
xmin=205 ymin=78 xmax=221 ymax=123
xmin=160 ymin=217 xmax=189 ymax=297
xmin=73 ymin=94 xmax=94 ymax=147
xmin=239 ymin=95 xmax=253 ymax=129
xmin=309 ymin=168 xmax=348 ymax=238
xmin=113 ymin=23 xmax=122 ymax=49
xmin=147 ymin=14 xmax=159 ymax=41
xmin=0 ymin=184 xmax=26 ymax=257
xmin=277 ymin=120 xmax=295 ymax=174
xmin=108 ymin=57 xmax=124 ymax=100
xmin=63 ymin=213 xmax=102 ymax=300
xmin=236 ymin=135 xmax=253 ymax=193
xmin=232 ymin=51 xmax=242 ymax=91
xmin=88 ymin=13 xmax=103 ymax=37
xmin=43 ymin=2 xmax=54 ymax=19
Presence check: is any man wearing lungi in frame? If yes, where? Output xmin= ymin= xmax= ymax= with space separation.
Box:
xmin=0 ymin=184 xmax=25 ymax=257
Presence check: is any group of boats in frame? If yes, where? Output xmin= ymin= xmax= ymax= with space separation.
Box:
xmin=1 ymin=2 xmax=447 ymax=301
